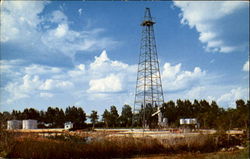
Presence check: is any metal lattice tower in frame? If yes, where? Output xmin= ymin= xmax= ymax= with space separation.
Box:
xmin=133 ymin=8 xmax=164 ymax=128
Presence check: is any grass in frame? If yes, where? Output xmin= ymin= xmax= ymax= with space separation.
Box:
xmin=0 ymin=129 xmax=248 ymax=159
xmin=6 ymin=136 xmax=166 ymax=158
xmin=204 ymin=150 xmax=249 ymax=159
xmin=0 ymin=128 xmax=18 ymax=157
xmin=133 ymin=150 xmax=249 ymax=159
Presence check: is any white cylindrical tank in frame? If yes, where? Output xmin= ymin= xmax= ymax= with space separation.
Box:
xmin=22 ymin=120 xmax=37 ymax=129
xmin=7 ymin=120 xmax=22 ymax=129
xmin=180 ymin=119 xmax=186 ymax=125
xmin=186 ymin=118 xmax=191 ymax=124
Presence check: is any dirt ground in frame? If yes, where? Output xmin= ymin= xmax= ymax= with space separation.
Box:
xmin=9 ymin=128 xmax=245 ymax=141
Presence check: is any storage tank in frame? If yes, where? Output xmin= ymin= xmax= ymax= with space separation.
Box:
xmin=185 ymin=118 xmax=197 ymax=124
xmin=191 ymin=118 xmax=197 ymax=124
xmin=22 ymin=120 xmax=37 ymax=129
xmin=186 ymin=118 xmax=192 ymax=124
xmin=7 ymin=120 xmax=22 ymax=129
xmin=180 ymin=119 xmax=186 ymax=125
xmin=180 ymin=118 xmax=198 ymax=125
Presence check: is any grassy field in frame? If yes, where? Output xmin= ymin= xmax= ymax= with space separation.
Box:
xmin=133 ymin=150 xmax=249 ymax=159
xmin=0 ymin=128 xmax=248 ymax=159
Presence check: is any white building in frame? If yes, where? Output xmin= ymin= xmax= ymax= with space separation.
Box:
xmin=7 ymin=120 xmax=22 ymax=129
xmin=64 ymin=122 xmax=73 ymax=130
xmin=22 ymin=120 xmax=37 ymax=129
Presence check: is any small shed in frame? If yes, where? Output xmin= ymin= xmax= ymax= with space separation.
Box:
xmin=64 ymin=122 xmax=73 ymax=130
xmin=7 ymin=120 xmax=22 ymax=129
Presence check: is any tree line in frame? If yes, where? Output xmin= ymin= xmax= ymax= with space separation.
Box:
xmin=161 ymin=99 xmax=249 ymax=130
xmin=0 ymin=106 xmax=87 ymax=129
xmin=0 ymin=99 xmax=249 ymax=130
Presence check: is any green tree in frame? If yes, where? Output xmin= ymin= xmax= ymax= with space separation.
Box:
xmin=184 ymin=100 xmax=193 ymax=117
xmin=209 ymin=101 xmax=220 ymax=128
xmin=45 ymin=107 xmax=56 ymax=124
xmin=110 ymin=106 xmax=119 ymax=128
xmin=161 ymin=101 xmax=177 ymax=126
xmin=199 ymin=100 xmax=211 ymax=128
xmin=11 ymin=110 xmax=22 ymax=120
xmin=89 ymin=110 xmax=99 ymax=129
xmin=65 ymin=106 xmax=86 ymax=129
xmin=139 ymin=103 xmax=158 ymax=128
xmin=54 ymin=108 xmax=65 ymax=128
xmin=120 ymin=105 xmax=133 ymax=127
xmin=102 ymin=109 xmax=110 ymax=128
xmin=176 ymin=99 xmax=185 ymax=118
xmin=236 ymin=99 xmax=248 ymax=129
xmin=215 ymin=108 xmax=227 ymax=130
xmin=0 ymin=112 xmax=11 ymax=129
xmin=22 ymin=108 xmax=40 ymax=120
xmin=38 ymin=110 xmax=46 ymax=122
xmin=144 ymin=103 xmax=158 ymax=128
xmin=191 ymin=99 xmax=202 ymax=121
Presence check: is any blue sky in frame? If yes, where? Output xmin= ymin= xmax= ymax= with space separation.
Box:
xmin=0 ymin=1 xmax=249 ymax=115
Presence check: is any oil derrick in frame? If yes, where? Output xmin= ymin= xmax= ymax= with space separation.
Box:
xmin=133 ymin=8 xmax=164 ymax=128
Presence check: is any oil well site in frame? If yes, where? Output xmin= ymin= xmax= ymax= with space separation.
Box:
xmin=0 ymin=2 xmax=249 ymax=159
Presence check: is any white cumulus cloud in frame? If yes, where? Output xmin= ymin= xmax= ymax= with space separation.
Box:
xmin=243 ymin=60 xmax=249 ymax=72
xmin=40 ymin=92 xmax=54 ymax=98
xmin=24 ymin=64 xmax=61 ymax=75
xmin=78 ymin=8 xmax=83 ymax=16
xmin=162 ymin=62 xmax=206 ymax=91
xmin=88 ymin=74 xmax=123 ymax=93
xmin=89 ymin=50 xmax=136 ymax=79
xmin=1 ymin=1 xmax=45 ymax=42
xmin=5 ymin=75 xmax=42 ymax=103
xmin=50 ymin=10 xmax=68 ymax=23
xmin=39 ymin=79 xmax=73 ymax=91
xmin=1 ymin=50 xmax=136 ymax=106
xmin=2 ymin=50 xmax=247 ymax=110
xmin=2 ymin=61 xmax=75 ymax=104
xmin=68 ymin=64 xmax=86 ymax=79
xmin=174 ymin=1 xmax=248 ymax=53
xmin=217 ymin=87 xmax=249 ymax=108
xmin=1 ymin=1 xmax=119 ymax=60
xmin=186 ymin=86 xmax=206 ymax=99
xmin=54 ymin=23 xmax=69 ymax=38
